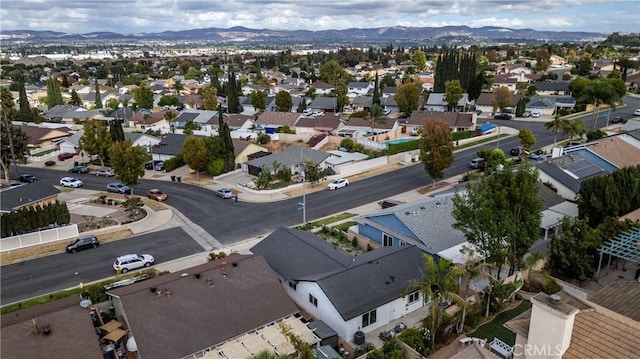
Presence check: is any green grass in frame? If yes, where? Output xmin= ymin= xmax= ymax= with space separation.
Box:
xmin=469 ymin=300 xmax=532 ymax=345
xmin=333 ymin=221 xmax=357 ymax=232
xmin=455 ymin=133 xmax=510 ymax=151
xmin=309 ymin=212 xmax=357 ymax=227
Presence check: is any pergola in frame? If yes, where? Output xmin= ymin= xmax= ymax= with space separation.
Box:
xmin=596 ymin=227 xmax=640 ymax=279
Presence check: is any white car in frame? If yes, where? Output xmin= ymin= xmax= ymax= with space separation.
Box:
xmin=60 ymin=177 xmax=83 ymax=188
xmin=634 ymin=109 xmax=640 ymax=116
xmin=327 ymin=178 xmax=349 ymax=190
xmin=113 ymin=253 xmax=155 ymax=273
xmin=531 ymin=111 xmax=541 ymax=118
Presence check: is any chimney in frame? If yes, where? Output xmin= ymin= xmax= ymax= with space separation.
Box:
xmin=524 ymin=293 xmax=579 ymax=359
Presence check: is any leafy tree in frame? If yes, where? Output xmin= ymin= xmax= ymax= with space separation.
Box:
xmin=574 ymin=52 xmax=593 ymax=76
xmin=46 ymin=78 xmax=64 ymax=109
xmin=303 ymin=158 xmax=323 ymax=184
xmin=335 ymin=84 xmax=349 ymax=112
xmin=544 ymin=114 xmax=570 ymax=145
xmin=93 ymin=78 xmax=102 ymax=109
xmin=444 ymin=79 xmax=464 ymax=111
xmin=183 ymin=121 xmax=201 ymax=135
xmin=257 ymin=132 xmax=271 ymax=145
xmin=275 ymin=90 xmax=292 ymax=112
xmin=577 ymin=79 xmax=623 ymax=130
xmin=69 ymin=89 xmax=83 ymax=106
xmin=396 ymin=81 xmax=421 ymax=116
xmin=157 ymin=95 xmax=181 ymax=107
xmin=132 ymin=84 xmax=154 ymax=110
xmin=412 ymin=49 xmax=427 ymax=71
xmin=419 ymin=118 xmax=454 ymax=187
xmin=319 ymin=60 xmax=348 ymax=86
xmin=200 ymin=84 xmax=218 ymax=110
xmin=108 ymin=139 xmax=147 ymax=195
xmin=453 ymin=162 xmax=542 ymax=277
xmin=183 ymin=136 xmax=207 ymax=180
xmin=80 ymin=119 xmax=113 ymax=168
xmin=279 ymin=322 xmax=314 ymax=359
xmin=549 ymin=218 xmax=602 ymax=280
xmin=184 ymin=67 xmax=203 ymax=81
xmin=254 ymin=166 xmax=273 ymax=190
xmin=109 ymin=119 xmax=125 ymax=142
xmin=403 ymin=255 xmax=463 ymax=349
xmin=250 ymin=90 xmax=267 ymax=111
xmin=380 ymin=74 xmax=396 ymax=89
xmin=491 ymin=86 xmax=513 ymax=114
xmin=518 ymin=128 xmax=536 ymax=149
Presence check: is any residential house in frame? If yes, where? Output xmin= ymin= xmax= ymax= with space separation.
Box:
xmin=425 ymin=93 xmax=470 ymax=112
xmin=107 ymin=254 xmax=317 ymax=359
xmin=294 ymin=114 xmax=342 ymax=136
xmin=534 ymin=82 xmax=571 ymax=96
xmin=336 ymin=116 xmax=398 ymax=139
xmin=243 ymin=145 xmax=331 ymax=176
xmin=504 ymin=284 xmax=640 ymax=359
xmin=151 ymin=133 xmax=203 ymax=161
xmin=128 ymin=111 xmax=169 ymax=130
xmin=175 ymin=109 xmax=219 ymax=134
xmin=254 ymin=111 xmax=301 ymax=134
xmin=309 ymin=97 xmax=338 ymax=113
xmin=251 ymin=227 xmax=427 ymax=343
xmin=496 ymin=63 xmax=532 ymax=76
xmin=42 ymin=105 xmax=81 ymax=122
xmin=352 ymin=194 xmax=468 ymax=258
xmin=0 ymin=183 xmax=61 ymax=214
xmin=475 ymin=92 xmax=521 ymax=115
xmin=310 ymin=81 xmax=336 ymax=95
xmin=231 ymin=139 xmax=269 ymax=167
xmin=1 ymin=296 xmax=104 ymax=359
xmin=61 ymin=109 xmax=105 ymax=125
xmin=550 ymin=55 xmax=567 ymax=67
xmin=323 ymin=150 xmax=369 ymax=175
xmin=55 ymin=129 xmax=83 ymax=155
xmin=381 ymin=96 xmax=399 ymax=114
xmin=178 ymin=94 xmax=203 ymax=109
xmin=239 ymin=95 xmax=276 ymax=116
xmin=19 ymin=124 xmax=72 ymax=148
xmin=124 ymin=133 xmax=162 ymax=161
xmin=381 ymin=86 xmax=396 ymax=98
xmin=346 ymin=82 xmax=373 ymax=97
xmin=405 ymin=111 xmax=476 ymax=135
xmin=344 ymin=96 xmax=373 ymax=114
xmin=225 ymin=114 xmax=255 ymax=132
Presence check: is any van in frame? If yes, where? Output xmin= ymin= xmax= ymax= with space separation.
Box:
xmin=381 ymin=199 xmax=406 ymax=209
xmin=468 ymin=157 xmax=486 ymax=169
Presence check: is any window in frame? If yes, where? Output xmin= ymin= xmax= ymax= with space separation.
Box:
xmin=288 ymin=281 xmax=297 ymax=291
xmin=309 ymin=294 xmax=318 ymax=307
xmin=399 ymin=240 xmax=407 ymax=246
xmin=382 ymin=233 xmax=393 ymax=247
xmin=362 ymin=309 xmax=377 ymax=327
xmin=408 ymin=291 xmax=419 ymax=304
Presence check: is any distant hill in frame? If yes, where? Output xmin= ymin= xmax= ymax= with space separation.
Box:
xmin=0 ymin=25 xmax=607 ymax=45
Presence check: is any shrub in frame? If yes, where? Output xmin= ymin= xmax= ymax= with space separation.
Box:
xmin=452 ymin=130 xmax=472 ymax=141
xmin=257 ymin=133 xmax=271 ymax=145
xmin=163 ymin=153 xmax=185 ymax=172
xmin=387 ymin=139 xmax=419 ymax=155
xmin=340 ymin=138 xmax=355 ymax=151
xmin=307 ymin=134 xmax=327 ymax=147
xmin=45 ymin=160 xmax=56 ymax=166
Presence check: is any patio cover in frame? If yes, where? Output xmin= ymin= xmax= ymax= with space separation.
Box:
xmin=100 ymin=320 xmax=123 ymax=333
xmin=103 ymin=328 xmax=127 ymax=342
xmin=597 ymin=227 xmax=640 ymax=279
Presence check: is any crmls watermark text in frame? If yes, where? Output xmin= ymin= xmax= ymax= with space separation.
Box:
xmin=512 ymin=344 xmax=564 ymax=356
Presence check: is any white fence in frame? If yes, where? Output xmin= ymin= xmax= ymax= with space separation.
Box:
xmin=335 ymin=156 xmax=388 ymax=176
xmin=0 ymin=224 xmax=79 ymax=252
xmin=357 ymin=137 xmax=387 ymax=150
xmin=27 ymin=145 xmax=59 ymax=162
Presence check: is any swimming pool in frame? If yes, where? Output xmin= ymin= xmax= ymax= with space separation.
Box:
xmin=384 ymin=138 xmax=417 ymax=145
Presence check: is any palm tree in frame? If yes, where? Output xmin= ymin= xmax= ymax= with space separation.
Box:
xmin=579 ymin=80 xmax=620 ymax=130
xmin=253 ymin=350 xmax=287 ymax=359
xmin=368 ymin=104 xmax=386 ymax=137
xmin=403 ymin=255 xmax=464 ymax=349
xmin=456 ymin=259 xmax=495 ymax=333
xmin=544 ymin=114 xmax=570 ymax=145
xmin=567 ymin=120 xmax=586 ymax=141
xmin=163 ymin=110 xmax=178 ymax=134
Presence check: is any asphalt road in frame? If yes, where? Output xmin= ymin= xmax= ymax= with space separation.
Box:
xmin=4 ymin=95 xmax=638 ymax=304
xmin=0 ymin=227 xmax=202 ymax=305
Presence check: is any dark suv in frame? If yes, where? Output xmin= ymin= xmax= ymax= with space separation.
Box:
xmin=66 ymin=236 xmax=99 ymax=253
xmin=145 ymin=160 xmax=164 ymax=170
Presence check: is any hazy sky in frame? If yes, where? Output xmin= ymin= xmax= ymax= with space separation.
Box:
xmin=1 ymin=0 xmax=638 ymax=34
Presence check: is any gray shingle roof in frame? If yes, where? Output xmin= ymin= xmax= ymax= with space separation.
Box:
xmin=0 ymin=183 xmax=60 ymax=212
xmin=245 ymin=146 xmax=330 ymax=170
xmin=309 ymin=97 xmax=337 ymax=110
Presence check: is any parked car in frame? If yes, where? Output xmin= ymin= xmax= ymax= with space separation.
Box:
xmin=494 ymin=114 xmax=511 ymax=120
xmin=383 ymin=108 xmax=391 ymax=115
xmin=57 ymin=152 xmax=76 ymax=161
xmin=327 ymin=178 xmax=349 ymax=190
xmin=60 ymin=177 xmax=83 ymax=188
xmin=215 ymin=188 xmax=233 ymax=199
xmin=145 ymin=160 xmax=164 ymax=170
xmin=69 ymin=165 xmax=90 ymax=174
xmin=610 ymin=116 xmax=624 ymax=124
xmin=468 ymin=157 xmax=486 ymax=169
xmin=634 ymin=109 xmax=640 ymax=116
xmin=66 ymin=236 xmax=99 ymax=253
xmin=18 ymin=174 xmax=38 ymax=183
xmin=155 ymin=162 xmax=165 ymax=171
xmin=95 ymin=169 xmax=115 ymax=177
xmin=510 ymin=146 xmax=529 ymax=156
xmin=531 ymin=111 xmax=541 ymax=118
xmin=106 ymin=182 xmax=131 ymax=194
xmin=521 ymin=111 xmax=532 ymax=118
xmin=147 ymin=189 xmax=168 ymax=201
xmin=113 ymin=253 xmax=154 ymax=273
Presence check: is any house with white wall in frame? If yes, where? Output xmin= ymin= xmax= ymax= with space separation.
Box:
xmin=251 ymin=228 xmax=427 ymax=344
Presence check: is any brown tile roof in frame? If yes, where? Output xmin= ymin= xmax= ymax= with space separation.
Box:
xmin=407 ymin=111 xmax=474 ymax=128
xmin=1 ymin=296 xmax=103 ymax=359
xmin=587 ymin=136 xmax=640 ymax=168
xmin=108 ymin=254 xmax=299 ymax=359
xmin=343 ymin=116 xmax=395 ymax=129
xmin=588 ymin=281 xmax=640 ymax=321
xmin=476 ymin=92 xmax=521 ymax=107
xmin=255 ymin=111 xmax=301 ymax=126
xmin=225 ymin=114 xmax=253 ymax=128
xmin=295 ymin=114 xmax=342 ymax=130
xmin=19 ymin=125 xmax=71 ymax=145
xmin=129 ymin=111 xmax=170 ymax=125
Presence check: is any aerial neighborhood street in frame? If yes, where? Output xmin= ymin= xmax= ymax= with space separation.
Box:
xmin=1 ymin=2 xmax=640 ymax=359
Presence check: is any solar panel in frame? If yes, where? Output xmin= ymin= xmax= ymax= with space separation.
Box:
xmin=564 ymin=159 xmax=603 ymax=178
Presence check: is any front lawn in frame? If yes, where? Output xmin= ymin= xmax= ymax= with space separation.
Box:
xmin=469 ymin=299 xmax=532 ymax=345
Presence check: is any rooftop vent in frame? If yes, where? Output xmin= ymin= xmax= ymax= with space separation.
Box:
xmin=548 ymin=294 xmax=561 ymax=304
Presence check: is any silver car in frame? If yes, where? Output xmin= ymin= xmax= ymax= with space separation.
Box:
xmin=215 ymin=188 xmax=233 ymax=199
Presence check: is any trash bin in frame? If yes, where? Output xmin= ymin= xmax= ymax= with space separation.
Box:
xmin=177 ymin=176 xmax=182 ymax=182
xmin=354 ymin=330 xmax=365 ymax=345
xmin=170 ymin=175 xmax=176 ymax=182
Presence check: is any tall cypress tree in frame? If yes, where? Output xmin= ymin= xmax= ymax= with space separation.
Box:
xmin=46 ymin=78 xmax=64 ymax=109
xmin=94 ymin=78 xmax=103 ymax=109
xmin=373 ymin=72 xmax=381 ymax=105
xmin=226 ymin=72 xmax=240 ymax=114
xmin=17 ymin=82 xmax=32 ymax=122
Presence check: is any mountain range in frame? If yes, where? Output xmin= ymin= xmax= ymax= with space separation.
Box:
xmin=0 ymin=26 xmax=607 ymax=45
